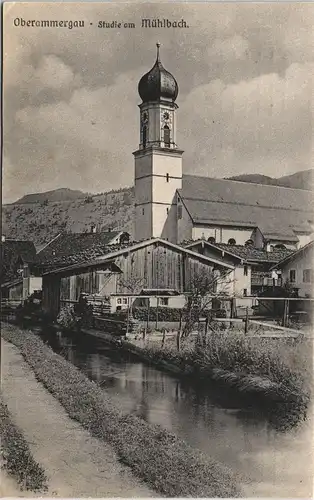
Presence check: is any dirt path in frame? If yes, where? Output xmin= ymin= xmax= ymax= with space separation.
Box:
xmin=1 ymin=339 xmax=156 ymax=497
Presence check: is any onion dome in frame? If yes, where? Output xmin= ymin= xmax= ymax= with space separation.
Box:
xmin=138 ymin=43 xmax=178 ymax=103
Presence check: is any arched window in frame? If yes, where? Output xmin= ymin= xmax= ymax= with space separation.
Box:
xmin=274 ymin=243 xmax=286 ymax=250
xmin=245 ymin=239 xmax=254 ymax=247
xmin=142 ymin=125 xmax=147 ymax=148
xmin=163 ymin=125 xmax=170 ymax=147
xmin=207 ymin=237 xmax=216 ymax=244
xmin=228 ymin=238 xmax=236 ymax=245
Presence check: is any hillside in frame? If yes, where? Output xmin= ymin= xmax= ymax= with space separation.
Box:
xmin=275 ymin=170 xmax=313 ymax=190
xmin=227 ymin=169 xmax=313 ymax=190
xmin=14 ymin=188 xmax=88 ymax=204
xmin=3 ymin=169 xmax=312 ymax=248
xmin=2 ymin=187 xmax=134 ymax=248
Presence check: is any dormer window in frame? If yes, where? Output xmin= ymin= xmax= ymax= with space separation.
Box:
xmin=228 ymin=238 xmax=236 ymax=245
xmin=274 ymin=244 xmax=286 ymax=250
xmin=245 ymin=239 xmax=254 ymax=247
xmin=208 ymin=237 xmax=216 ymax=244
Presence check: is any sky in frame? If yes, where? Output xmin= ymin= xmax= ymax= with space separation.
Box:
xmin=3 ymin=2 xmax=314 ymax=203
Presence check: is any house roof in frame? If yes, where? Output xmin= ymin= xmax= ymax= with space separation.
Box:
xmin=179 ymin=175 xmax=314 ymax=241
xmin=41 ymin=238 xmax=235 ymax=276
xmin=36 ymin=231 xmax=129 ymax=264
xmin=271 ymin=240 xmax=314 ymax=270
xmin=1 ymin=278 xmax=23 ymax=290
xmin=184 ymin=239 xmax=294 ymax=264
xmin=1 ymin=239 xmax=37 ymax=282
xmin=2 ymin=239 xmax=37 ymax=263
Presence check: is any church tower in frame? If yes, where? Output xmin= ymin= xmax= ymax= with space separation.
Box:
xmin=133 ymin=43 xmax=183 ymax=242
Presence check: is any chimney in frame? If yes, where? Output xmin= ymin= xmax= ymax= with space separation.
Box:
xmin=90 ymin=225 xmax=97 ymax=233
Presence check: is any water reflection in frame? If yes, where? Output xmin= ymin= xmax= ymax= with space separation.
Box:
xmin=40 ymin=328 xmax=313 ymax=497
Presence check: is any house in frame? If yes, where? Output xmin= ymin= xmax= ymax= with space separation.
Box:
xmin=39 ymin=237 xmax=234 ymax=318
xmin=133 ymin=44 xmax=313 ymax=249
xmin=1 ymin=237 xmax=40 ymax=300
xmin=272 ymin=241 xmax=314 ymax=298
xmin=183 ymin=239 xmax=294 ymax=297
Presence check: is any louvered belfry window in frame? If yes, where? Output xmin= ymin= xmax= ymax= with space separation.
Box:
xmin=164 ymin=125 xmax=170 ymax=147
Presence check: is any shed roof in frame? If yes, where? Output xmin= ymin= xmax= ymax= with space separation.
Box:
xmin=41 ymin=238 xmax=234 ymax=277
xmin=179 ymin=175 xmax=313 ymax=240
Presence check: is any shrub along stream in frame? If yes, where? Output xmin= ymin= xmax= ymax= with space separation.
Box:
xmin=2 ymin=324 xmax=240 ymax=498
xmin=123 ymin=331 xmax=312 ymax=427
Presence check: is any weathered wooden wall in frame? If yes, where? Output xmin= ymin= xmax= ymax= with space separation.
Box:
xmin=52 ymin=242 xmax=217 ymax=307
xmin=42 ymin=275 xmax=61 ymax=318
xmin=114 ymin=242 xmax=214 ymax=293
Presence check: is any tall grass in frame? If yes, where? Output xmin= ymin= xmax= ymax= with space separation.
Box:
xmin=194 ymin=331 xmax=312 ymax=394
xmin=137 ymin=330 xmax=312 ymax=414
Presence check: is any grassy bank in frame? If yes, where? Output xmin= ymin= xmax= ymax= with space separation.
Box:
xmin=1 ymin=323 xmax=240 ymax=498
xmin=0 ymin=395 xmax=48 ymax=492
xmin=130 ymin=331 xmax=312 ymax=415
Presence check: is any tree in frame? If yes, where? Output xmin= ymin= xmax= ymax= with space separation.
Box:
xmin=117 ymin=273 xmax=147 ymax=333
xmin=180 ymin=269 xmax=234 ymax=340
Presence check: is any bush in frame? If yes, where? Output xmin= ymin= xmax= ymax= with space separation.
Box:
xmin=57 ymin=305 xmax=81 ymax=331
xmin=1 ymin=324 xmax=240 ymax=498
xmin=0 ymin=396 xmax=48 ymax=491
xmin=132 ymin=307 xmax=183 ymax=322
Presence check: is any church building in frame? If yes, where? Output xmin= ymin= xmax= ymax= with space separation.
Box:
xmin=133 ymin=44 xmax=313 ymax=250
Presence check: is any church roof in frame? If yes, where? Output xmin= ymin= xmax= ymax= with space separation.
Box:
xmin=179 ymin=175 xmax=313 ymax=240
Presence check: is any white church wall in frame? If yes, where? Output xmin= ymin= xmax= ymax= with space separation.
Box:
xmin=152 ymin=176 xmax=182 ymax=204
xmin=152 ymin=153 xmax=182 ymax=178
xmin=134 ymin=153 xmax=152 ymax=179
xmin=135 ymin=204 xmax=153 ymax=241
xmin=192 ymin=226 xmax=254 ymax=245
xmin=296 ymin=234 xmax=313 ymax=249
xmin=252 ymin=228 xmax=264 ymax=248
xmin=135 ymin=176 xmax=152 ymax=204
xmin=160 ymin=203 xmax=178 ymax=243
xmin=177 ymin=200 xmax=193 ymax=243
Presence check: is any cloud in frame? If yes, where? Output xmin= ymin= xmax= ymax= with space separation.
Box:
xmin=2 ymin=2 xmax=314 ymax=202
xmin=34 ymin=55 xmax=78 ymax=90
xmin=179 ymin=61 xmax=313 ymax=177
xmin=208 ymin=35 xmax=249 ymax=61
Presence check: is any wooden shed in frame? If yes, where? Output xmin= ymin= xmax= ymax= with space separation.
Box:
xmin=41 ymin=238 xmax=234 ymax=318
